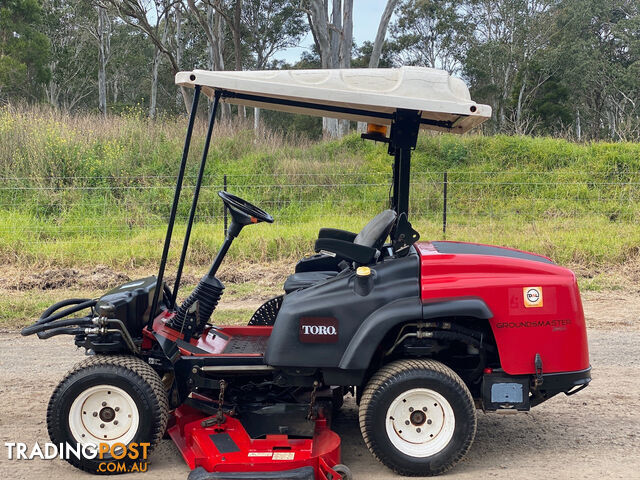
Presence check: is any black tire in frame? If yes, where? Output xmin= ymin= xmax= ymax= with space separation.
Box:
xmin=47 ymin=355 xmax=169 ymax=474
xmin=359 ymin=359 xmax=476 ymax=476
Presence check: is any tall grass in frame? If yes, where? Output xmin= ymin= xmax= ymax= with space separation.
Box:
xmin=0 ymin=105 xmax=639 ymax=272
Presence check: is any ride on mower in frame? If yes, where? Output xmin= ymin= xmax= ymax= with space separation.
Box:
xmin=22 ymin=67 xmax=591 ymax=478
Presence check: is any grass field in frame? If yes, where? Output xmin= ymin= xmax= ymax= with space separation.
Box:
xmin=0 ymin=105 xmax=639 ymax=328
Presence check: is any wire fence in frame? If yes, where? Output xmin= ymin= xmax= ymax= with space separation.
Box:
xmin=0 ymin=170 xmax=638 ymax=249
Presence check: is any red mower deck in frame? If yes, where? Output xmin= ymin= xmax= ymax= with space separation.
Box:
xmin=169 ymin=405 xmax=342 ymax=480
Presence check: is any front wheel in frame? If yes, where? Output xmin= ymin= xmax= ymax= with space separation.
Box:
xmin=359 ymin=359 xmax=476 ymax=476
xmin=47 ymin=355 xmax=168 ymax=474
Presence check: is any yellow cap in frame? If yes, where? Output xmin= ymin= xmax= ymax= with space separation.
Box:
xmin=356 ymin=266 xmax=371 ymax=277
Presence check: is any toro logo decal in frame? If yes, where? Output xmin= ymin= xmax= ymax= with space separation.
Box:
xmin=523 ymin=287 xmax=543 ymax=308
xmin=299 ymin=317 xmax=338 ymax=343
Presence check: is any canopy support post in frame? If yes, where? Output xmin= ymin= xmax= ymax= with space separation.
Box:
xmin=148 ymin=85 xmax=202 ymax=331
xmin=388 ymin=109 xmax=421 ymax=218
xmin=171 ymin=90 xmax=221 ymax=308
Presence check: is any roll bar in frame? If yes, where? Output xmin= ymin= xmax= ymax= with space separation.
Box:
xmin=147 ymin=87 xmax=423 ymax=331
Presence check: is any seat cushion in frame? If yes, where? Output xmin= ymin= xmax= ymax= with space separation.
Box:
xmin=283 ymin=271 xmax=337 ymax=294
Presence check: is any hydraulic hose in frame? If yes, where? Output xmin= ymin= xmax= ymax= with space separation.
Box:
xmin=22 ymin=299 xmax=96 ymax=336
xmin=39 ymin=298 xmax=91 ymax=321
xmin=37 ymin=327 xmax=85 ymax=339
xmin=25 ymin=317 xmax=93 ymax=337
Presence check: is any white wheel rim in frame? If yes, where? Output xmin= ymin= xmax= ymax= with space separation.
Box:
xmin=385 ymin=388 xmax=455 ymax=457
xmin=68 ymin=385 xmax=140 ymax=447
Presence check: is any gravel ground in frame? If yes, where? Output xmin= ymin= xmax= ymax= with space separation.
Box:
xmin=1 ymin=297 xmax=639 ymax=480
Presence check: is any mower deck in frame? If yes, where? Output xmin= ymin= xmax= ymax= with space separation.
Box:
xmin=169 ymin=404 xmax=341 ymax=480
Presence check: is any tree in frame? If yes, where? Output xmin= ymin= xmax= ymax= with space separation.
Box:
xmin=0 ymin=0 xmax=51 ymax=101
xmin=352 ymin=40 xmax=394 ymax=68
xmin=242 ymin=0 xmax=306 ymax=129
xmin=461 ymin=0 xmax=560 ymax=132
xmin=303 ymin=0 xmax=354 ymax=137
xmin=106 ymin=0 xmax=192 ymax=113
xmin=42 ymin=0 xmax=95 ymax=110
xmin=391 ymin=0 xmax=470 ymax=73
xmin=370 ymin=0 xmax=398 ymax=68
xmin=550 ymin=0 xmax=639 ymax=139
xmin=94 ymin=4 xmax=112 ymax=116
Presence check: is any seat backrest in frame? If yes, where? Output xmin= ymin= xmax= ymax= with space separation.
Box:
xmin=354 ymin=209 xmax=397 ymax=249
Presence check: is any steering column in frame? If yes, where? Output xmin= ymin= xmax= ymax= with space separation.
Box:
xmin=167 ymin=191 xmax=273 ymax=337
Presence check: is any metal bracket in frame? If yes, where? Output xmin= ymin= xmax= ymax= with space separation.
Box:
xmin=534 ymin=353 xmax=544 ymax=387
xmin=391 ymin=212 xmax=421 ymax=256
xmin=307 ymin=380 xmax=319 ymax=420
xmin=388 ymin=109 xmax=421 ymax=154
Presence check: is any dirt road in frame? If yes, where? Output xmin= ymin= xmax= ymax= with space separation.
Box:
xmin=1 ymin=295 xmax=639 ymax=479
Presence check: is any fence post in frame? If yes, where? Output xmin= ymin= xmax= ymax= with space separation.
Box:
xmin=223 ymin=174 xmax=228 ymax=237
xmin=442 ymin=171 xmax=448 ymax=237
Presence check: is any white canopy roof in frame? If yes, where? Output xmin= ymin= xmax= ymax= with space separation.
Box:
xmin=175 ymin=66 xmax=491 ymax=134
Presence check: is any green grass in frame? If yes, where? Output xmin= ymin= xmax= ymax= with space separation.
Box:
xmin=0 ymin=105 xmax=639 ymax=273
xmin=1 ymin=214 xmax=639 ymax=270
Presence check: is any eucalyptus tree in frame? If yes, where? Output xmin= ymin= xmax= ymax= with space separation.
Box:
xmin=0 ymin=0 xmax=51 ymax=102
xmin=242 ymin=0 xmax=307 ymax=128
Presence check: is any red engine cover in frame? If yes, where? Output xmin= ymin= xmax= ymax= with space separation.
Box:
xmin=417 ymin=241 xmax=590 ymax=375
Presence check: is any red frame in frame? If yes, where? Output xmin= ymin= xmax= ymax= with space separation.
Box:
xmin=145 ymin=313 xmax=273 ymax=356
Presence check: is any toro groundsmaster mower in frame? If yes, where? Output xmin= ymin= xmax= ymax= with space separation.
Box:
xmin=22 ymin=66 xmax=591 ymax=479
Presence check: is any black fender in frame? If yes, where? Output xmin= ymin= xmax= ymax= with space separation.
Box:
xmin=338 ymin=296 xmax=493 ymax=371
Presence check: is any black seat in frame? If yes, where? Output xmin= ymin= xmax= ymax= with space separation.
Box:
xmin=284 ymin=210 xmax=397 ymax=293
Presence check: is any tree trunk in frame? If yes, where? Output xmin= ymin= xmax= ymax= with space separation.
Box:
xmin=308 ymin=0 xmax=341 ymax=138
xmin=47 ymin=73 xmax=59 ymax=108
xmin=97 ymin=6 xmax=109 ymax=117
xmin=340 ymin=0 xmax=352 ymax=68
xmin=175 ymin=4 xmax=184 ymax=109
xmin=217 ymin=12 xmax=231 ymax=119
xmin=308 ymin=1 xmax=331 ymax=68
xmin=233 ymin=0 xmax=245 ymax=119
xmin=180 ymin=86 xmax=192 ymax=115
xmin=253 ymin=105 xmax=259 ymax=132
xmin=338 ymin=0 xmax=352 ymax=136
xmin=515 ymin=72 xmax=527 ymax=133
xmin=369 ymin=0 xmax=397 ymax=68
xmin=358 ymin=0 xmax=398 ymax=133
xmin=150 ymin=20 xmax=169 ymax=119
xmin=208 ymin=5 xmax=230 ymax=119
xmin=330 ymin=0 xmax=341 ymax=68
xmin=150 ymin=46 xmax=161 ymax=119
xmin=113 ymin=77 xmax=118 ymax=103
xmin=328 ymin=0 xmax=340 ymax=137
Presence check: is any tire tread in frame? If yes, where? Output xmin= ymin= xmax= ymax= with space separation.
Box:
xmin=359 ymin=359 xmax=476 ymax=476
xmin=47 ymin=355 xmax=168 ymax=474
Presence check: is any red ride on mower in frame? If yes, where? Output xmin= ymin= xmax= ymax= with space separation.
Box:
xmin=22 ymin=67 xmax=591 ymax=478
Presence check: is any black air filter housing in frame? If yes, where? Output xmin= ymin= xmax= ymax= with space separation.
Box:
xmin=96 ymin=276 xmax=159 ymax=336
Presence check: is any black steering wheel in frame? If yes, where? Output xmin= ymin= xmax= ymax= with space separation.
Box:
xmin=218 ymin=191 xmax=274 ymax=224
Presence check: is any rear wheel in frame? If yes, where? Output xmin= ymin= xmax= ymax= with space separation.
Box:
xmin=47 ymin=355 xmax=168 ymax=474
xmin=359 ymin=359 xmax=476 ymax=476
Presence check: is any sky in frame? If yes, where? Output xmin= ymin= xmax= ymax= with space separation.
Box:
xmin=273 ymin=0 xmax=392 ymax=63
